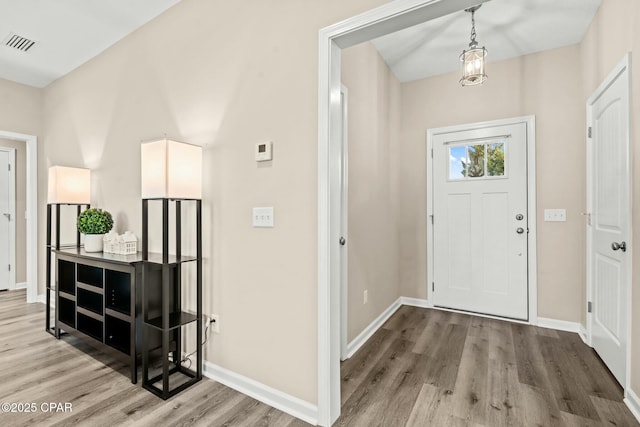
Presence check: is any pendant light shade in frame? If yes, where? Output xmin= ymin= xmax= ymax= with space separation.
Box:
xmin=460 ymin=5 xmax=488 ymax=86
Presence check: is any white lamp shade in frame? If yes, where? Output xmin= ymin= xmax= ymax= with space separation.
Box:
xmin=141 ymin=139 xmax=202 ymax=199
xmin=47 ymin=166 xmax=91 ymax=204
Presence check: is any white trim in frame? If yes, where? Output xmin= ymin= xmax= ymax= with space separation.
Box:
xmin=624 ymin=388 xmax=640 ymax=424
xmin=585 ymin=53 xmax=632 ymax=393
xmin=318 ymin=1 xmax=491 ymax=424
xmin=345 ymin=298 xmax=401 ymax=359
xmin=585 ymin=81 xmax=594 ymax=348
xmin=339 ymin=84 xmax=349 ymax=362
xmin=527 ymin=118 xmax=538 ymax=325
xmin=399 ymin=296 xmax=431 ymax=308
xmin=426 ymin=116 xmax=537 ymax=324
xmin=578 ymin=324 xmax=588 ymax=345
xmin=36 ymin=294 xmax=47 ymax=304
xmin=0 ymin=146 xmax=16 ymax=290
xmin=14 ymin=282 xmax=27 ymax=290
xmin=0 ymin=131 xmax=37 ymax=303
xmin=536 ymin=317 xmax=582 ymax=334
xmin=203 ymin=361 xmax=318 ymax=426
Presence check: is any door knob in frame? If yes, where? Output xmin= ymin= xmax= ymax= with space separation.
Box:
xmin=516 ymin=227 xmax=525 ymax=234
xmin=339 ymin=236 xmax=346 ymax=246
xmin=2 ymin=213 xmax=9 ymax=221
xmin=611 ymin=241 xmax=627 ymax=252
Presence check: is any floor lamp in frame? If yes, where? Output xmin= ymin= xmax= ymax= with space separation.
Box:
xmin=46 ymin=166 xmax=91 ymax=336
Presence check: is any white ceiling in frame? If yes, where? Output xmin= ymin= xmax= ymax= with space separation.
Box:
xmin=0 ymin=0 xmax=180 ymax=88
xmin=371 ymin=0 xmax=601 ymax=83
xmin=0 ymin=0 xmax=603 ymax=88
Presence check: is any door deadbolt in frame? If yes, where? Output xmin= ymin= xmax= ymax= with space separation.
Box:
xmin=516 ymin=214 xmax=524 ymax=221
xmin=339 ymin=237 xmax=346 ymax=246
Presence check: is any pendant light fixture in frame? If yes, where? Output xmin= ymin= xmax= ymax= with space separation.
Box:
xmin=460 ymin=5 xmax=488 ymax=86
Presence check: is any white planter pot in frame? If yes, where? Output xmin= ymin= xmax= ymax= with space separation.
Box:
xmin=84 ymin=234 xmax=104 ymax=253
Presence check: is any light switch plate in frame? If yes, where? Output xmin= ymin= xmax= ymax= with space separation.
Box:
xmin=253 ymin=207 xmax=274 ymax=227
xmin=544 ymin=209 xmax=566 ymax=222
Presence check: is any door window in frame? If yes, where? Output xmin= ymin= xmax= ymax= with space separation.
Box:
xmin=448 ymin=140 xmax=505 ymax=180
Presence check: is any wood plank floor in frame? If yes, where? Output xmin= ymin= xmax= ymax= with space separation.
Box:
xmin=0 ymin=290 xmax=301 ymax=427
xmin=1 ymin=291 xmax=638 ymax=426
xmin=336 ymin=305 xmax=639 ymax=426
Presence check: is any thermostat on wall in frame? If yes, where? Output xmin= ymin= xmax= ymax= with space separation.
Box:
xmin=255 ymin=141 xmax=273 ymax=162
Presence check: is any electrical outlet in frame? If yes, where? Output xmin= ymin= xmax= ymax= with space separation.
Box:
xmin=210 ymin=314 xmax=220 ymax=334
xmin=364 ymin=290 xmax=368 ymax=304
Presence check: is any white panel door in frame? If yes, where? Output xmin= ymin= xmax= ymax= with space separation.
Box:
xmin=589 ymin=58 xmax=630 ymax=387
xmin=432 ymin=122 xmax=528 ymax=320
xmin=0 ymin=150 xmax=10 ymax=290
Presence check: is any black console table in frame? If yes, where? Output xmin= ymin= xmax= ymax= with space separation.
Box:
xmin=54 ymin=248 xmax=154 ymax=383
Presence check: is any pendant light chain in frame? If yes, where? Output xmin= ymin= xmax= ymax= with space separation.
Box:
xmin=470 ymin=9 xmax=477 ymax=46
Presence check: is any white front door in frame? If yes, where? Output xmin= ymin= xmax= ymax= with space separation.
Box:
xmin=588 ymin=55 xmax=630 ymax=387
xmin=431 ymin=121 xmax=529 ymax=320
xmin=0 ymin=149 xmax=13 ymax=291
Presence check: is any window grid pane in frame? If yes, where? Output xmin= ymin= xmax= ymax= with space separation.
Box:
xmin=447 ymin=140 xmax=506 ymax=181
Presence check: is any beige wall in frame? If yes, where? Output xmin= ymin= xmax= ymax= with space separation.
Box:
xmin=0 ymin=78 xmax=41 ymax=136
xmin=341 ymin=42 xmax=402 ymax=342
xmin=581 ymin=0 xmax=640 ymax=397
xmin=0 ymin=138 xmax=26 ymax=283
xmin=400 ymin=45 xmax=585 ymax=323
xmin=40 ymin=0 xmax=389 ymax=405
xmin=0 ymin=77 xmax=41 ymax=292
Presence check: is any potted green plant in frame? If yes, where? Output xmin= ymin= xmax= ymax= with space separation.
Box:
xmin=77 ymin=208 xmax=114 ymax=252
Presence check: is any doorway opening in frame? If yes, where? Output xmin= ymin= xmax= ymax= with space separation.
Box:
xmin=0 ymin=146 xmax=16 ymax=290
xmin=0 ymin=131 xmax=38 ymax=303
xmin=318 ymin=0 xmax=491 ymax=424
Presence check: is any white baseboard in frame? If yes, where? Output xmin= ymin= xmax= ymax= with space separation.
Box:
xmin=625 ymin=388 xmax=640 ymax=424
xmin=345 ymin=298 xmax=402 ymax=359
xmin=578 ymin=324 xmax=588 ymax=345
xmin=399 ymin=296 xmax=431 ymax=308
xmin=36 ymin=294 xmax=47 ymax=305
xmin=14 ymin=282 xmax=27 ymax=290
xmin=536 ymin=317 xmax=581 ymax=334
xmin=203 ymin=361 xmax=317 ymax=426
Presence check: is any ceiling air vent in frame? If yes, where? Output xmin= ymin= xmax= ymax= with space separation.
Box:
xmin=3 ymin=33 xmax=36 ymax=52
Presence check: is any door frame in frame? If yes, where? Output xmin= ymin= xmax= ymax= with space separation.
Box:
xmin=0 ymin=131 xmax=37 ymax=303
xmin=426 ymin=116 xmax=538 ymax=324
xmin=339 ymin=84 xmax=349 ymax=362
xmin=318 ymin=1 xmax=490 ymax=424
xmin=585 ymin=52 xmax=632 ymax=393
xmin=0 ymin=146 xmax=16 ymax=290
